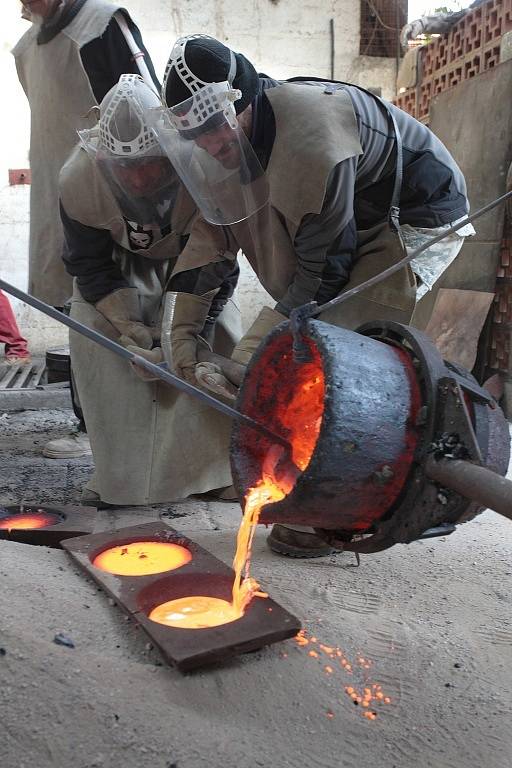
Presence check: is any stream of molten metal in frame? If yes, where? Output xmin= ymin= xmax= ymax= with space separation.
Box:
xmin=150 ymin=361 xmax=325 ymax=630
xmin=231 ymin=363 xmax=325 ymax=615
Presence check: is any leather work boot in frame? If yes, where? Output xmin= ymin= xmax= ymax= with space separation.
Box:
xmin=266 ymin=524 xmax=337 ymax=558
xmin=42 ymin=433 xmax=92 ymax=459
xmin=80 ymin=488 xmax=117 ymax=510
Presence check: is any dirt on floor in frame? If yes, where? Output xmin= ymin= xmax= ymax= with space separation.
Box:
xmin=0 ymin=407 xmax=511 ymax=768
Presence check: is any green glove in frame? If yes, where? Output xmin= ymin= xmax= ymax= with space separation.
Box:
xmin=95 ymin=287 xmax=153 ymax=350
xmin=231 ymin=306 xmax=287 ymax=366
xmin=161 ymin=289 xmax=218 ymax=383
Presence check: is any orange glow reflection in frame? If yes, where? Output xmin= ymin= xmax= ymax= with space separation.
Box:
xmin=93 ymin=541 xmax=191 ymax=576
xmin=0 ymin=512 xmax=59 ymax=531
xmin=149 ymin=596 xmax=242 ymax=629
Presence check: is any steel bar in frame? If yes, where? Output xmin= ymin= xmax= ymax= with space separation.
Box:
xmin=0 ymin=277 xmax=290 ymax=450
xmin=425 ymin=456 xmax=512 ymax=522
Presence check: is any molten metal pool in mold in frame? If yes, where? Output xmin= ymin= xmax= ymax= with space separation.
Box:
xmin=62 ymin=522 xmax=301 ymax=671
xmin=0 ymin=504 xmax=97 ymax=546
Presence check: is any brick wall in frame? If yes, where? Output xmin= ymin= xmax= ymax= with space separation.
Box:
xmin=397 ymin=1 xmax=512 ymax=383
xmin=490 ymin=211 xmax=512 ymax=372
xmin=396 ymin=0 xmax=512 ymax=121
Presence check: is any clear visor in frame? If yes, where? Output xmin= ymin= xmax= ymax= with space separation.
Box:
xmin=78 ymin=129 xmax=180 ymax=222
xmin=146 ymin=92 xmax=269 ymax=225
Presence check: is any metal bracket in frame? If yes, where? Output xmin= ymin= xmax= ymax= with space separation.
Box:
xmin=289 ymin=302 xmax=318 ymax=363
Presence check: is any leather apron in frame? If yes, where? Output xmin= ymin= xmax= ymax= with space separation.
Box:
xmin=60 ymin=146 xmax=241 ymax=504
xmin=12 ymin=0 xmax=128 ymax=306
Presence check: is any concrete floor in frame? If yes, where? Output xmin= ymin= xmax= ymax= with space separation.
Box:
xmin=0 ymin=406 xmax=511 ymax=768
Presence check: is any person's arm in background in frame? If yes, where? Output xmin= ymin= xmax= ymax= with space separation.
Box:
xmin=61 ymin=201 xmax=156 ymax=350
xmin=275 ymin=159 xmax=358 ymax=316
xmin=60 ymin=201 xmax=127 ymax=303
xmin=80 ymin=11 xmax=160 ymax=102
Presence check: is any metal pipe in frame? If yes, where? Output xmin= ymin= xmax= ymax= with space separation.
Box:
xmin=329 ymin=19 xmax=335 ymax=81
xmin=0 ymin=277 xmax=291 ymax=450
xmin=114 ymin=12 xmax=159 ymax=95
xmin=425 ymin=456 xmax=512 ymax=522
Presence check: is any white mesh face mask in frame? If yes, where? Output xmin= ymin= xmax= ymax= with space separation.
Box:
xmin=162 ymin=34 xmax=241 ymax=134
xmin=99 ymin=74 xmax=162 ymax=157
xmin=78 ymin=75 xmax=179 ymax=220
xmin=147 ymin=36 xmax=269 ymax=225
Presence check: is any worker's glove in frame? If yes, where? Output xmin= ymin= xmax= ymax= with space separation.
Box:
xmin=231 ymin=306 xmax=287 ymax=366
xmin=161 ymin=289 xmax=218 ymax=384
xmin=95 ymin=287 xmax=154 ymax=350
xmin=195 ymin=361 xmax=238 ymax=404
xmin=125 ymin=345 xmax=164 ymax=382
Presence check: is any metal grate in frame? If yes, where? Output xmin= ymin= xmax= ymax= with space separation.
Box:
xmin=360 ymin=0 xmax=407 ymax=58
xmin=0 ymin=359 xmax=46 ymax=390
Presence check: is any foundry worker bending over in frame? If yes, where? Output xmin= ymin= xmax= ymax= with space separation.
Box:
xmin=60 ymin=74 xmax=241 ymax=507
xmin=149 ymin=34 xmax=475 ymax=558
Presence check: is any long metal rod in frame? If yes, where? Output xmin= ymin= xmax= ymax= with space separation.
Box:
xmin=0 ymin=278 xmax=290 ymax=450
xmin=308 ymin=189 xmax=512 ymax=318
xmin=425 ymin=456 xmax=512 ymax=522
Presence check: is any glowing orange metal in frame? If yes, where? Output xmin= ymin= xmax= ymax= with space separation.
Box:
xmin=231 ymin=361 xmax=324 ymax=615
xmin=148 ymin=362 xmax=324 ymax=630
xmin=0 ymin=512 xmax=59 ymax=531
xmin=149 ymin=596 xmax=242 ymax=629
xmin=292 ymin=629 xmax=393 ymax=722
xmin=92 ymin=541 xmax=191 ymax=576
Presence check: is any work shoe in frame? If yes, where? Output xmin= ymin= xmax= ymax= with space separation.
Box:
xmin=42 ymin=433 xmax=92 ymax=459
xmin=267 ymin=524 xmax=337 ymax=558
xmin=5 ymin=354 xmax=31 ymax=366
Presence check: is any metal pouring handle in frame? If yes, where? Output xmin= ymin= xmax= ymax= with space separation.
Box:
xmin=425 ymin=456 xmax=512 ymax=522
xmin=0 ymin=278 xmax=291 ymax=451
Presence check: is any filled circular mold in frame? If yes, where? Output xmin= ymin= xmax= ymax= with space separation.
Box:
xmin=92 ymin=540 xmax=192 ymax=576
xmin=149 ymin=595 xmax=242 ymax=629
xmin=0 ymin=506 xmax=64 ymax=530
xmin=139 ymin=573 xmax=246 ymax=630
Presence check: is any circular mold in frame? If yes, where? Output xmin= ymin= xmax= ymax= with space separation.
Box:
xmin=0 ymin=506 xmax=63 ymax=530
xmin=149 ymin=595 xmax=242 ymax=629
xmin=92 ymin=541 xmax=192 ymax=576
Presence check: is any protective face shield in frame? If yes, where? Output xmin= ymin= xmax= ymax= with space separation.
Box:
xmin=148 ymin=36 xmax=269 ymax=225
xmin=78 ymin=74 xmax=180 ymax=224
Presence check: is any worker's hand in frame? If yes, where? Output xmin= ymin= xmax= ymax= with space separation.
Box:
xmin=231 ymin=306 xmax=287 ymax=366
xmin=95 ymin=287 xmax=154 ymax=350
xmin=125 ymin=345 xmax=164 ymax=382
xmin=195 ymin=361 xmax=238 ymax=404
xmin=161 ymin=289 xmax=218 ymax=384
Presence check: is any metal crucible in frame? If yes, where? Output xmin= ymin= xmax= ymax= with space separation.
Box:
xmin=230 ymin=320 xmax=510 ymax=553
